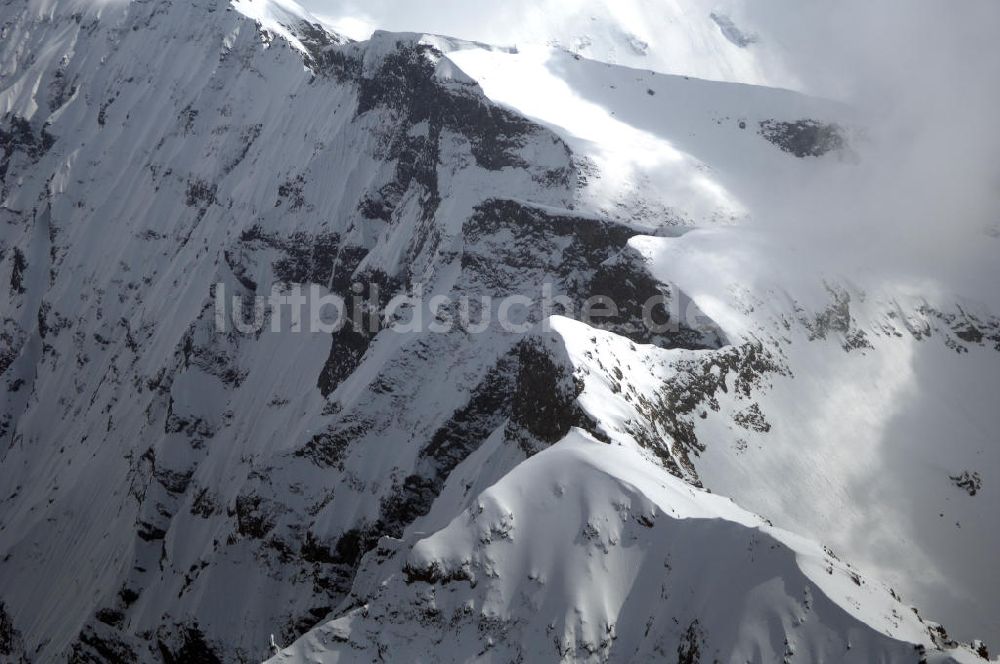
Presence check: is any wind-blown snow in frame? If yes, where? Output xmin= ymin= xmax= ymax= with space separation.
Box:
xmin=304 ymin=0 xmax=780 ymax=86
xmin=433 ymin=36 xmax=1000 ymax=644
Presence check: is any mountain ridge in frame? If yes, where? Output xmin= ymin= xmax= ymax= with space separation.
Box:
xmin=0 ymin=0 xmax=995 ymax=661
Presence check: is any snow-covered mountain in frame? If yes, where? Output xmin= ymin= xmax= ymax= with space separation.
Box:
xmin=303 ymin=0 xmax=786 ymax=88
xmin=0 ymin=0 xmax=996 ymax=662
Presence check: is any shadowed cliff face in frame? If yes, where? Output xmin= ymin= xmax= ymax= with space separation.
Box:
xmin=0 ymin=2 xmax=718 ymax=661
xmin=0 ymin=1 xmax=995 ymax=662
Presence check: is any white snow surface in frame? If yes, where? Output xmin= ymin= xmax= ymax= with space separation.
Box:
xmin=273 ymin=431 xmax=978 ymax=663
xmin=231 ymin=0 xmax=336 ymax=54
xmin=439 ymin=37 xmax=1000 ymax=647
xmin=303 ymin=0 xmax=792 ymax=87
xmin=0 ymin=0 xmax=995 ymax=661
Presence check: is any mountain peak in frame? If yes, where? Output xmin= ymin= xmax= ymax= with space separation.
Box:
xmin=231 ymin=0 xmax=348 ymax=55
xmin=0 ymin=1 xmax=996 ymax=661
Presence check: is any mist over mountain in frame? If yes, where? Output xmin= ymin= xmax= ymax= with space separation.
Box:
xmin=0 ymin=0 xmax=996 ymax=662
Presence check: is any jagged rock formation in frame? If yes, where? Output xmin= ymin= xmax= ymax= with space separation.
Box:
xmin=0 ymin=1 xmax=995 ymax=662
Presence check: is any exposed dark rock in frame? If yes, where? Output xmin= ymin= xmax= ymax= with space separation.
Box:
xmin=316 ymin=325 xmax=374 ymax=398
xmin=96 ymin=608 xmax=125 ymax=627
xmin=177 ymin=319 xmax=246 ymax=389
xmin=306 ymin=44 xmax=363 ymax=83
xmin=923 ymin=306 xmax=1000 ymax=352
xmin=402 ymin=560 xmax=473 ymax=586
xmin=956 ymin=325 xmax=983 ymax=344
xmin=804 ymin=290 xmax=852 ymax=338
xmin=587 ymin=252 xmax=722 ymax=349
xmin=0 ymin=6 xmax=941 ymax=663
xmin=463 ymin=199 xmax=633 ymax=290
xmin=227 ymin=226 xmax=352 ymax=292
xmin=156 ymin=624 xmax=222 ymax=664
xmin=153 ymin=466 xmax=193 ymax=495
xmin=1 ymin=114 xmax=55 ymax=186
xmin=183 ymin=179 xmax=217 ymax=209
xmin=631 ymin=342 xmax=787 ymax=484
xmin=294 ymin=418 xmax=371 ymax=469
xmin=189 ymin=487 xmax=220 ymax=518
xmin=950 ymin=471 xmax=982 ymax=497
xmin=178 ymin=105 xmax=198 ymax=135
xmin=676 ymin=619 xmax=705 ymax=664
xmin=508 ymin=339 xmax=588 ymax=449
xmin=314 ymin=342 xmax=585 ymax=595
xmin=928 ymin=622 xmax=959 ymax=650
xmin=462 ymin=199 xmax=722 ymax=349
xmin=232 ymin=494 xmax=280 ymax=539
xmin=9 ymin=247 xmax=25 ymax=295
xmin=733 ymin=402 xmax=771 ymax=433
xmin=0 ymin=602 xmax=25 ymax=660
xmin=316 ymin=271 xmax=403 ymax=396
xmin=0 ymin=321 xmax=25 ymax=378
xmin=420 ymin=355 xmax=517 ymax=470
xmin=275 ymin=174 xmax=307 ymax=211
xmin=69 ymin=623 xmax=138 ymax=664
xmin=799 ymin=288 xmax=873 ymax=351
xmin=272 ymin=231 xmax=342 ymax=286
xmin=136 ymin=520 xmax=166 ymax=542
xmin=317 ymin=353 xmax=519 ymax=574
xmin=357 ymin=41 xmax=542 ymax=171
xmin=289 ymin=20 xmax=351 ymax=76
xmin=300 ymin=531 xmax=339 ymax=565
xmin=280 ymin=606 xmax=336 ymax=649
xmin=759 ymin=119 xmax=845 ymax=158
xmin=118 ymin=587 xmax=140 ymax=608
xmin=48 ymin=66 xmax=78 ymax=112
xmin=331 ymin=527 xmax=367 ymax=567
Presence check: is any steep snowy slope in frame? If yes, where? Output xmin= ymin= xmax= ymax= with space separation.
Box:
xmin=446 ymin=43 xmax=853 ymax=228
xmin=0 ymin=0 xmax=994 ymax=662
xmin=273 ymin=432 xmax=980 ymax=663
xmin=634 ymin=229 xmax=1000 ymax=634
xmin=0 ymin=0 xmax=583 ymax=660
xmin=442 ymin=39 xmax=1000 ymax=645
xmin=304 ymin=0 xmax=784 ymax=87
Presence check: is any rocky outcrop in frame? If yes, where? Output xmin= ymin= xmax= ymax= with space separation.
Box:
xmin=0 ymin=1 xmax=993 ymax=662
xmin=759 ymin=118 xmax=845 ymax=157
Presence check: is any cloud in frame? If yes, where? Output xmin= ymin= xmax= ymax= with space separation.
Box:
xmin=738 ymin=0 xmax=1000 ymax=294
xmin=302 ymin=0 xmax=999 ymax=297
